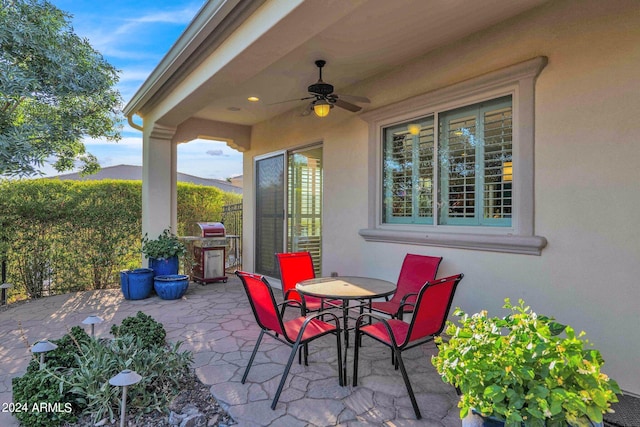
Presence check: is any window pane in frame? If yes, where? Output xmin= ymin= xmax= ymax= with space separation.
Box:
xmin=383 ymin=117 xmax=434 ymax=224
xmin=287 ymin=147 xmax=322 ymax=275
xmin=438 ymin=96 xmax=512 ymax=227
xmin=483 ymin=106 xmax=512 ymax=222
xmin=439 ymin=113 xmax=477 ymax=225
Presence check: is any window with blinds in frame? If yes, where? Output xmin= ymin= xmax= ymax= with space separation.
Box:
xmin=382 ymin=95 xmax=512 ymax=228
xmin=383 ymin=116 xmax=434 ymax=224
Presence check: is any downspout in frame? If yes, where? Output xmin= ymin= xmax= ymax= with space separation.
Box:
xmin=127 ymin=113 xmax=144 ymax=131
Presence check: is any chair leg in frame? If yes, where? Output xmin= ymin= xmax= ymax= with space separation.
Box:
xmin=271 ymin=341 xmax=300 ymax=410
xmin=394 ymin=348 xmax=421 ymax=419
xmin=352 ymin=328 xmax=361 ymax=387
xmin=242 ymin=330 xmax=264 ymax=384
xmin=335 ymin=329 xmax=344 ymax=387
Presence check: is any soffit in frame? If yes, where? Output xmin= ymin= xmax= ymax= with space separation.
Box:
xmin=140 ymin=0 xmax=548 ymax=127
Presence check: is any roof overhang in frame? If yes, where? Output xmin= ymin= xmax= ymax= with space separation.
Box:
xmin=124 ymin=0 xmax=549 ymax=129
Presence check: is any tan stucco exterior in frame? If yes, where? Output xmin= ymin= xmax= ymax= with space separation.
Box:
xmin=126 ymin=0 xmax=639 ymax=395
xmin=242 ymin=1 xmax=640 ymax=394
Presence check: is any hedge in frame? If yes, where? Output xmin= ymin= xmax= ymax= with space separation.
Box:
xmin=0 ymin=179 xmax=241 ymax=300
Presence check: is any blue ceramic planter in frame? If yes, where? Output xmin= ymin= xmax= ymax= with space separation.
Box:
xmin=462 ymin=410 xmax=603 ymax=427
xmin=154 ymin=274 xmax=189 ymax=300
xmin=149 ymin=256 xmax=179 ymax=277
xmin=120 ymin=268 xmax=154 ymax=300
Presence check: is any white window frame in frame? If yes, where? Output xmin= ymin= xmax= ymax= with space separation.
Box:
xmin=360 ymin=57 xmax=548 ymax=255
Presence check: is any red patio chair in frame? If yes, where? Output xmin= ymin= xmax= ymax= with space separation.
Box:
xmin=235 ymin=270 xmax=343 ymax=410
xmin=370 ymin=254 xmax=442 ymax=320
xmin=353 ymin=273 xmax=464 ymax=419
xmin=276 ymin=251 xmax=329 ymax=314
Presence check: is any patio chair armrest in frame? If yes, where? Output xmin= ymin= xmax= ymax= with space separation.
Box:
xmin=278 ymin=299 xmax=305 ymax=316
xmin=354 ymin=311 xmax=391 ymax=328
xmin=284 ymin=289 xmax=308 ymax=307
xmin=399 ymin=292 xmax=418 ymax=306
xmin=354 ymin=312 xmax=400 ymax=346
xmin=397 ymin=301 xmax=416 ymax=319
xmin=295 ymin=311 xmax=341 ymax=342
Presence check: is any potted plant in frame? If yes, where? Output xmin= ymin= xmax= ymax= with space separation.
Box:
xmin=432 ymin=298 xmax=620 ymax=427
xmin=141 ymin=229 xmax=187 ymax=276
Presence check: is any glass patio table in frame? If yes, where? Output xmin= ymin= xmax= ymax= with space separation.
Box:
xmin=296 ymin=276 xmax=396 ymax=382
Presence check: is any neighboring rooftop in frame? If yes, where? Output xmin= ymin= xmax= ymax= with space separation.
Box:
xmin=49 ymin=164 xmax=242 ymax=194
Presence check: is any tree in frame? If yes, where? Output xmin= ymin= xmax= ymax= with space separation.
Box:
xmin=0 ymin=0 xmax=122 ymax=177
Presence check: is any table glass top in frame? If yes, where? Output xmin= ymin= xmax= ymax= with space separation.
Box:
xmin=296 ymin=276 xmax=396 ymax=299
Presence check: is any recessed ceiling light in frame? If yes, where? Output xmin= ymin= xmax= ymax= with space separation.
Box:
xmin=227 ymin=107 xmax=241 ymax=111
xmin=247 ymin=96 xmax=260 ymax=102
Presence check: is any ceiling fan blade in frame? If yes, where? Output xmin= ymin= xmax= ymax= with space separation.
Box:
xmin=268 ymin=96 xmax=315 ymax=106
xmin=335 ymin=94 xmax=370 ymax=104
xmin=334 ymin=98 xmax=362 ymax=112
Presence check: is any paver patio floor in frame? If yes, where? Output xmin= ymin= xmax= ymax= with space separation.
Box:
xmin=0 ymin=277 xmax=462 ymax=426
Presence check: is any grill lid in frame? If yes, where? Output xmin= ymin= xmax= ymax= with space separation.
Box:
xmin=197 ymin=222 xmax=225 ymax=237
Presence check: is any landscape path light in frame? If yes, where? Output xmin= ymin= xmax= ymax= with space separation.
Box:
xmin=82 ymin=315 xmax=104 ymax=337
xmin=109 ymin=369 xmax=142 ymax=427
xmin=31 ymin=339 xmax=58 ymax=370
xmin=0 ymin=282 xmax=12 ymax=305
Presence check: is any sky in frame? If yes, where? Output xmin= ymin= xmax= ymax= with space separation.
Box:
xmin=43 ymin=0 xmax=243 ymax=180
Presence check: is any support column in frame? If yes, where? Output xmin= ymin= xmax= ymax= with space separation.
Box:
xmin=142 ymin=123 xmax=178 ymax=246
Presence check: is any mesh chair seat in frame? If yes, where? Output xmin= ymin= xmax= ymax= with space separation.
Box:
xmin=283 ymin=316 xmax=338 ymax=341
xmin=360 ymin=318 xmax=410 ymax=344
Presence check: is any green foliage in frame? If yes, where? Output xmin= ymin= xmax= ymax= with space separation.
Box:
xmin=0 ymin=179 xmax=237 ymax=299
xmin=432 ymin=299 xmax=621 ymax=427
xmin=141 ymin=229 xmax=186 ymax=260
xmin=67 ymin=335 xmax=192 ymax=424
xmin=0 ymin=0 xmax=122 ymax=177
xmin=110 ymin=311 xmax=166 ymax=349
xmin=12 ymin=326 xmax=90 ymax=427
xmin=177 ymin=182 xmax=241 ymax=236
xmin=25 ymin=326 xmax=91 ymax=374
xmin=0 ymin=179 xmax=141 ymax=296
xmin=12 ymin=315 xmax=192 ymax=426
xmin=12 ymin=368 xmax=77 ymax=427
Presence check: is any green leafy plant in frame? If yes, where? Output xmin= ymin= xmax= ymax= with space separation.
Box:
xmin=432 ymin=299 xmax=620 ymax=427
xmin=141 ymin=229 xmax=186 ymax=260
xmin=12 ymin=326 xmax=90 ymax=427
xmin=110 ymin=311 xmax=167 ymax=349
xmin=12 ymin=315 xmax=192 ymax=426
xmin=67 ymin=335 xmax=193 ymax=424
xmin=12 ymin=368 xmax=78 ymax=427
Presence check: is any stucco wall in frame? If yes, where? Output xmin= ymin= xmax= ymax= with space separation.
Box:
xmin=244 ymin=0 xmax=640 ymax=394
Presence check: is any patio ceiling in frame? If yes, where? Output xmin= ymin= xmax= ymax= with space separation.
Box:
xmin=125 ymin=0 xmax=548 ymax=128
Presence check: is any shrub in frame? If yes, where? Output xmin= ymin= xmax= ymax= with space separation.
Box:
xmin=110 ymin=311 xmax=166 ymax=349
xmin=12 ymin=369 xmax=77 ymax=427
xmin=12 ymin=326 xmax=90 ymax=427
xmin=12 ymin=314 xmax=192 ymax=426
xmin=432 ymin=299 xmax=620 ymax=426
xmin=0 ymin=179 xmax=240 ymax=298
xmin=67 ymin=335 xmax=193 ymax=424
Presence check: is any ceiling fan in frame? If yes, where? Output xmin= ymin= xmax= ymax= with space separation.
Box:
xmin=272 ymin=60 xmax=370 ymax=117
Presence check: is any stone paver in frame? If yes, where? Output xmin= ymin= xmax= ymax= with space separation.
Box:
xmin=0 ymin=277 xmax=462 ymax=426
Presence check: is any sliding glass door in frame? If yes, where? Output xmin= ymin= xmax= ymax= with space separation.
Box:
xmin=254 ymin=145 xmax=323 ymax=278
xmin=287 ymin=146 xmax=322 ymax=274
xmin=255 ymin=153 xmax=285 ymax=277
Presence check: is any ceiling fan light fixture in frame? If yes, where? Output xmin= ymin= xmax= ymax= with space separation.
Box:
xmin=313 ymin=99 xmax=331 ymax=117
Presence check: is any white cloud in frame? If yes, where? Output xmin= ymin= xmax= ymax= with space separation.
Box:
xmin=84 ymin=136 xmax=142 ymax=147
